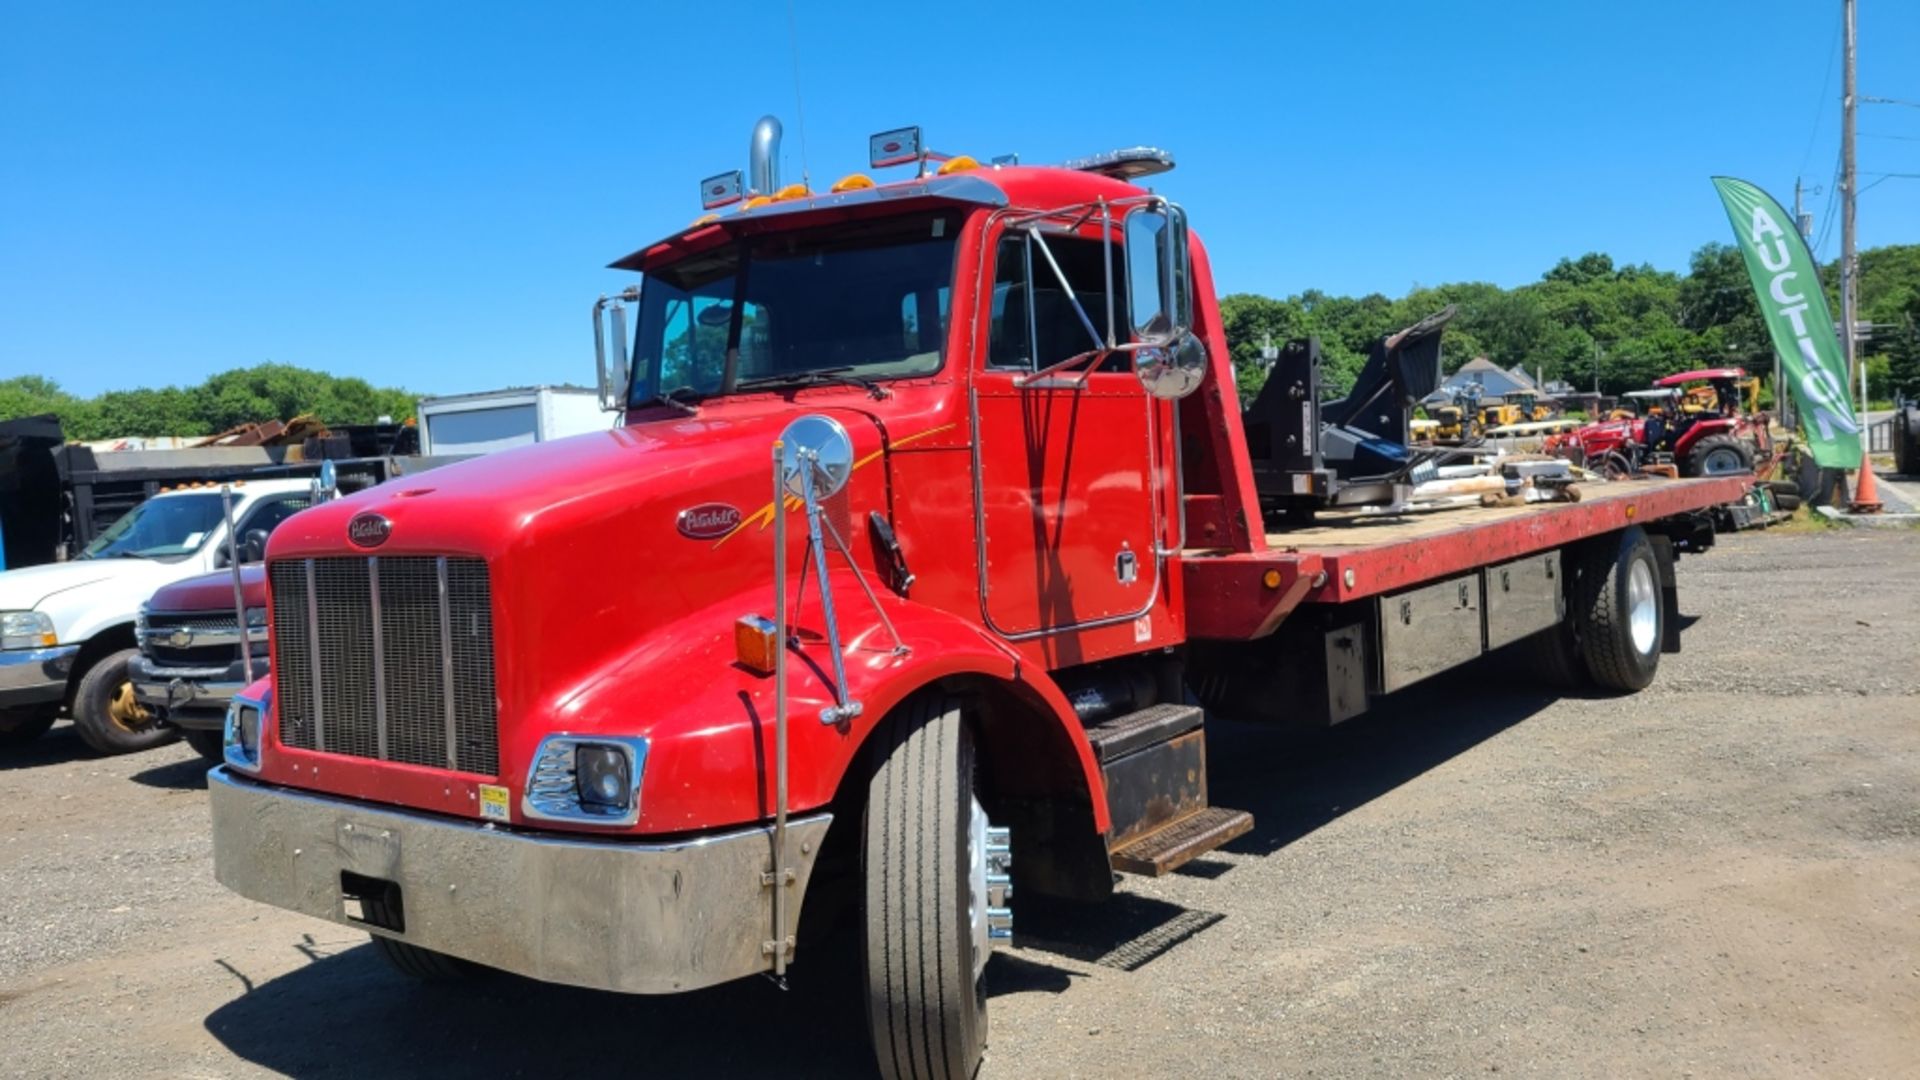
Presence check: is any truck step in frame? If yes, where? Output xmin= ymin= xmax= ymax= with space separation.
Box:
xmin=1085 ymin=703 xmax=1203 ymax=762
xmin=1110 ymin=806 xmax=1253 ymax=877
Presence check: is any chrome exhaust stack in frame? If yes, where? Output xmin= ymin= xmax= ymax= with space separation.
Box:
xmin=749 ymin=115 xmax=782 ymax=196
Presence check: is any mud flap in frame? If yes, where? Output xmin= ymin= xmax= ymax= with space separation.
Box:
xmin=1649 ymin=534 xmax=1682 ymax=654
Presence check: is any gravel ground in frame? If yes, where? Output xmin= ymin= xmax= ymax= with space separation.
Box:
xmin=2 ymin=526 xmax=1917 ymax=1079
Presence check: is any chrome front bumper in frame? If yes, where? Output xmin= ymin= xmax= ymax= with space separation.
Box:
xmin=208 ymin=767 xmax=831 ymax=994
xmin=130 ymin=655 xmax=247 ymax=729
xmin=0 ymin=644 xmax=79 ymax=709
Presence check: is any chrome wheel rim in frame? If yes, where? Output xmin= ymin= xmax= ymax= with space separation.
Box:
xmin=1627 ymin=558 xmax=1658 ymax=656
xmin=968 ymin=795 xmax=990 ymax=984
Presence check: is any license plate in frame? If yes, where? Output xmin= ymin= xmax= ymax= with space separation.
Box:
xmin=478 ymin=784 xmax=511 ymax=822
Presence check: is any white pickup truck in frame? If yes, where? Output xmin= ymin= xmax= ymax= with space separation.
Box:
xmin=0 ymin=478 xmax=317 ymax=753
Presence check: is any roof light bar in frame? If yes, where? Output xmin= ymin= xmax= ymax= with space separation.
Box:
xmin=1062 ymin=147 xmax=1175 ymax=181
xmin=700 ymin=170 xmax=745 ymax=210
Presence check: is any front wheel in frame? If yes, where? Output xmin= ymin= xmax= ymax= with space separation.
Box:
xmin=70 ymin=648 xmax=178 ymax=755
xmin=183 ymin=728 xmax=226 ymax=762
xmin=863 ymin=697 xmax=990 ymax=1080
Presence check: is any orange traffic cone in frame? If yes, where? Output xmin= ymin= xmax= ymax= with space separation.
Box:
xmin=1849 ymin=450 xmax=1883 ymax=514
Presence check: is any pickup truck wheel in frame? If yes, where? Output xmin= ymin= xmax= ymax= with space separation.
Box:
xmin=863 ymin=697 xmax=988 ymax=1080
xmin=71 ymin=648 xmax=178 ymax=755
xmin=1572 ymin=527 xmax=1663 ymax=692
xmin=182 ymin=728 xmax=226 ymax=762
xmin=0 ymin=706 xmax=57 ymax=748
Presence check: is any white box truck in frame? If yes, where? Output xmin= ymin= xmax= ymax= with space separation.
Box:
xmin=415 ymin=386 xmax=606 ymax=456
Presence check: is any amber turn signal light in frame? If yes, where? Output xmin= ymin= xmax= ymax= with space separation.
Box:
xmin=735 ymin=615 xmax=780 ymax=674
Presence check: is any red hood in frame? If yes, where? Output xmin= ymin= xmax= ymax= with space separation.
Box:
xmin=266 ymin=403 xmax=900 ymax=563
xmin=263 ymin=394 xmax=960 ymax=729
xmin=147 ymin=565 xmax=267 ymax=613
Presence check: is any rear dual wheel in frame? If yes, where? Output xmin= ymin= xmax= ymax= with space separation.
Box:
xmin=1526 ymin=526 xmax=1664 ymax=693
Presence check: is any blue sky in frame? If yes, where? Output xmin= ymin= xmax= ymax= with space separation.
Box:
xmin=3 ymin=0 xmax=1916 ymax=399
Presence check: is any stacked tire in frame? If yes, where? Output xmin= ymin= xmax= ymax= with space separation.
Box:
xmin=1896 ymin=402 xmax=1920 ymax=479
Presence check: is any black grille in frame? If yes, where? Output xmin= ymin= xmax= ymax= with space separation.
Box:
xmin=269 ymin=556 xmax=498 ymax=775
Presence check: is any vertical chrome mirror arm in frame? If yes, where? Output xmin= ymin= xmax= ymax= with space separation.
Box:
xmin=818 ymin=514 xmax=907 ymax=657
xmin=799 ymin=452 xmax=862 ymax=727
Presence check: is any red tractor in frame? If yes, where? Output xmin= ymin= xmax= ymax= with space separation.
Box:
xmin=1547 ymin=367 xmax=1769 ymax=477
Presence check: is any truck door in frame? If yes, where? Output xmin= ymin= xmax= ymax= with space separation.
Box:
xmin=972 ymin=227 xmax=1165 ymax=639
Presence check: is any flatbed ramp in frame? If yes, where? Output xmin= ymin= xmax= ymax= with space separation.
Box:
xmin=1181 ymin=476 xmax=1751 ymax=640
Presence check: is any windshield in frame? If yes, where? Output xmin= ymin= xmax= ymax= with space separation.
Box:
xmin=627 ymin=211 xmax=960 ymax=406
xmin=81 ymin=494 xmax=225 ymax=560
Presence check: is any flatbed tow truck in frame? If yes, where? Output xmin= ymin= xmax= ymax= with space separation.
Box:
xmin=206 ymin=118 xmax=1749 ymax=1079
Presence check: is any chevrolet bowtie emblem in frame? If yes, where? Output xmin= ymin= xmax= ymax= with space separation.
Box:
xmin=167 ymin=628 xmax=194 ymax=649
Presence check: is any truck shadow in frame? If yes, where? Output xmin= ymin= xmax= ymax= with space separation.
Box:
xmin=0 ymin=722 xmax=92 ymax=771
xmin=129 ymin=754 xmax=213 ymax=791
xmin=1209 ymin=656 xmax=1568 ymax=859
xmin=204 ymin=925 xmax=1076 ymax=1079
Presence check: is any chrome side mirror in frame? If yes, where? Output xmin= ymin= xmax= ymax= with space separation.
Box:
xmin=778 ymin=414 xmax=854 ymax=499
xmin=592 ymin=289 xmax=639 ymax=412
xmin=1135 ymin=333 xmax=1208 ymax=400
xmin=1123 ymin=202 xmax=1190 ymax=347
xmin=310 ymin=459 xmax=339 ymax=504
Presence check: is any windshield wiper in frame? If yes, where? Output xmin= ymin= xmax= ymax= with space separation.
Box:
xmin=632 ymin=386 xmax=704 ymax=416
xmin=736 ymin=368 xmax=889 ymax=399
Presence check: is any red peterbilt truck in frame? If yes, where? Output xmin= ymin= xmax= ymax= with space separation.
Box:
xmin=209 ymin=120 xmax=1749 ymax=1079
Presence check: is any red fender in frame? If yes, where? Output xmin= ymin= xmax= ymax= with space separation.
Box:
xmin=544 ymin=573 xmax=1110 ymax=835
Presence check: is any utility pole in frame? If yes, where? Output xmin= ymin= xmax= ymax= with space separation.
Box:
xmin=1841 ymin=0 xmax=1861 ymax=414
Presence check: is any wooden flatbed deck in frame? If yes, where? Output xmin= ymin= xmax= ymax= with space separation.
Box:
xmin=1181 ymin=476 xmax=1752 ymax=640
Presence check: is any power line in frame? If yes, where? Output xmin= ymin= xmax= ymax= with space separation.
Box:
xmin=1862 ymin=132 xmax=1920 ymax=141
xmin=1797 ymin=18 xmax=1843 ymax=178
xmin=1863 ymin=95 xmax=1920 ymax=109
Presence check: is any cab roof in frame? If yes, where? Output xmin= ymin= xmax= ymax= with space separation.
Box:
xmin=609 ymin=164 xmax=1154 ymax=274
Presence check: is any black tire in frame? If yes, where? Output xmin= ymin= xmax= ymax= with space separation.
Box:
xmin=863 ymin=697 xmax=987 ymax=1080
xmin=371 ymin=933 xmax=483 ymax=981
xmin=183 ymin=728 xmax=226 ymax=762
xmin=366 ymin=892 xmax=486 ymax=981
xmin=0 ymin=706 xmax=57 ymax=748
xmin=1570 ymin=528 xmax=1663 ymax=692
xmin=70 ymin=648 xmax=178 ymax=755
xmin=1896 ymin=409 xmax=1918 ymax=478
xmin=1683 ymin=434 xmax=1754 ymax=477
xmin=1773 ymin=492 xmax=1802 ymax=511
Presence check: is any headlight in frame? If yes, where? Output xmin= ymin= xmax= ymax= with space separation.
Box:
xmin=0 ymin=611 xmax=56 ymax=651
xmin=523 ymin=736 xmax=649 ymax=826
xmin=575 ymin=745 xmax=633 ymax=810
xmin=223 ymin=693 xmax=267 ymax=773
xmin=244 ymin=606 xmax=268 ymax=628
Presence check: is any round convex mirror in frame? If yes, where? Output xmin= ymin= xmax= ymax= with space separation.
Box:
xmin=1134 ymin=332 xmax=1208 ymax=399
xmin=778 ymin=414 xmax=855 ymax=499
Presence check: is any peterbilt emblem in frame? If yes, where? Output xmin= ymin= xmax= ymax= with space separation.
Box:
xmin=677 ymin=503 xmax=742 ymax=540
xmin=348 ymin=512 xmax=392 ymax=548
xmin=167 ymin=628 xmax=194 ymax=649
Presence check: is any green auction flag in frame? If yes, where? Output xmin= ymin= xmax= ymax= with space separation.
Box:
xmin=1711 ymin=177 xmax=1861 ymax=468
